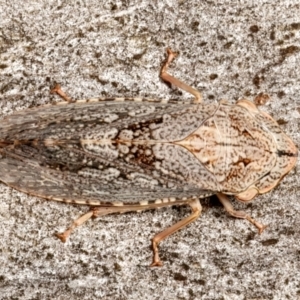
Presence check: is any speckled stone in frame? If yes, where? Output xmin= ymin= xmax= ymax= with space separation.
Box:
xmin=0 ymin=1 xmax=299 ymax=299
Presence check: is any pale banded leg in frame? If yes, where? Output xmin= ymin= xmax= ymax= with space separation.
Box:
xmin=50 ymin=84 xmax=73 ymax=102
xmin=51 ymin=49 xmax=203 ymax=104
xmin=55 ymin=198 xmax=202 ymax=266
xmin=217 ymin=193 xmax=267 ymax=234
xmin=55 ymin=211 xmax=94 ymax=243
xmin=151 ymin=198 xmax=202 ymax=267
xmin=160 ymin=48 xmax=203 ymax=103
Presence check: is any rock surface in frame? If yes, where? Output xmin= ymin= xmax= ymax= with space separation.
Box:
xmin=0 ymin=1 xmax=299 ymax=299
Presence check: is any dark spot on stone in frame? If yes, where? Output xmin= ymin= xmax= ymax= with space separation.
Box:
xmin=246 ymin=232 xmax=256 ymax=242
xmin=114 ymin=17 xmax=125 ymax=25
xmin=290 ymin=22 xmax=300 ymax=30
xmin=188 ymin=289 xmax=194 ymax=296
xmin=102 ymin=265 xmax=111 ymax=277
xmin=76 ymin=30 xmax=84 ymax=38
xmin=280 ymin=45 xmax=299 ymax=57
xmin=290 ymin=32 xmax=295 ymax=38
xmin=191 ymin=21 xmax=199 ymax=31
xmin=181 ymin=263 xmax=190 ymax=271
xmin=133 ymin=52 xmax=144 ymax=60
xmin=209 ymin=74 xmax=218 ymax=80
xmin=270 ymin=30 xmax=276 ymax=40
xmin=94 ymin=52 xmax=102 ymax=58
xmin=276 ymin=40 xmax=284 ymax=46
xmin=193 ymin=279 xmax=206 ymax=285
xmin=276 ymin=118 xmax=288 ymax=125
xmin=169 ymin=252 xmax=179 ymax=258
xmin=276 ymin=209 xmax=284 ymax=217
xmin=261 ymin=239 xmax=278 ymax=246
xmin=249 ymin=25 xmax=259 ymax=33
xmin=46 ymin=253 xmax=54 ymax=260
xmin=224 ymin=41 xmax=233 ymax=49
xmin=208 ymin=94 xmax=215 ymax=99
xmin=252 ymin=74 xmax=261 ymax=88
xmin=1 ymin=82 xmax=14 ymax=93
xmin=199 ymin=41 xmax=207 ymax=47
xmin=114 ymin=262 xmax=122 ymax=271
xmin=174 ymin=273 xmax=187 ymax=281
xmin=284 ymin=229 xmax=295 ymax=236
xmin=244 ymin=90 xmax=251 ymax=97
xmin=277 ymin=91 xmax=285 ymax=98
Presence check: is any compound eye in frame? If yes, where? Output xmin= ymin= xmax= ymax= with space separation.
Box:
xmin=235 ymin=186 xmax=259 ymax=202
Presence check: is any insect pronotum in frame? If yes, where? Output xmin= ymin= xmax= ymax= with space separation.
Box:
xmin=0 ymin=49 xmax=297 ymax=266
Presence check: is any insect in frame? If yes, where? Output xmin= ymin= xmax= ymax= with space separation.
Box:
xmin=0 ymin=49 xmax=297 ymax=266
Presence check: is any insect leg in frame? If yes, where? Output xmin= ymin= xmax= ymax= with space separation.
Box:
xmin=55 ymin=206 xmax=138 ymax=242
xmin=160 ymin=48 xmax=203 ymax=103
xmin=55 ymin=210 xmax=94 ymax=242
xmin=55 ymin=199 xmax=193 ymax=243
xmin=55 ymin=199 xmax=201 ymax=266
xmin=50 ymin=84 xmax=73 ymax=103
xmin=216 ymin=193 xmax=267 ymax=234
xmin=150 ymin=198 xmax=202 ymax=267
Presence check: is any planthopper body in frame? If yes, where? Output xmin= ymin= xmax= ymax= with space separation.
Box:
xmin=0 ymin=49 xmax=297 ymax=266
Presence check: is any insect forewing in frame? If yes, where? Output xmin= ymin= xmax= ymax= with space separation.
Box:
xmin=0 ymin=100 xmax=218 ymax=204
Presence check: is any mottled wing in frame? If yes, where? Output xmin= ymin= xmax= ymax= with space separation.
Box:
xmin=0 ymin=100 xmax=219 ymax=204
xmin=0 ymin=156 xmax=213 ymax=205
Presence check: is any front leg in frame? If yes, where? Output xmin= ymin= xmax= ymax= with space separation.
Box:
xmin=160 ymin=48 xmax=203 ymax=103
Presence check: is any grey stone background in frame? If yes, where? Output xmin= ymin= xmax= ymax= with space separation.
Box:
xmin=0 ymin=0 xmax=299 ymax=299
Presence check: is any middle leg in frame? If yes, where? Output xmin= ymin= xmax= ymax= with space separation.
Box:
xmin=217 ymin=193 xmax=267 ymax=234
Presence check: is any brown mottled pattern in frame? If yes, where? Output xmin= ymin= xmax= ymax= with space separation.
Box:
xmin=0 ymin=99 xmax=297 ymax=204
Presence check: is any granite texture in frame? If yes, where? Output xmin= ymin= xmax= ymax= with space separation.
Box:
xmin=0 ymin=1 xmax=299 ymax=299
